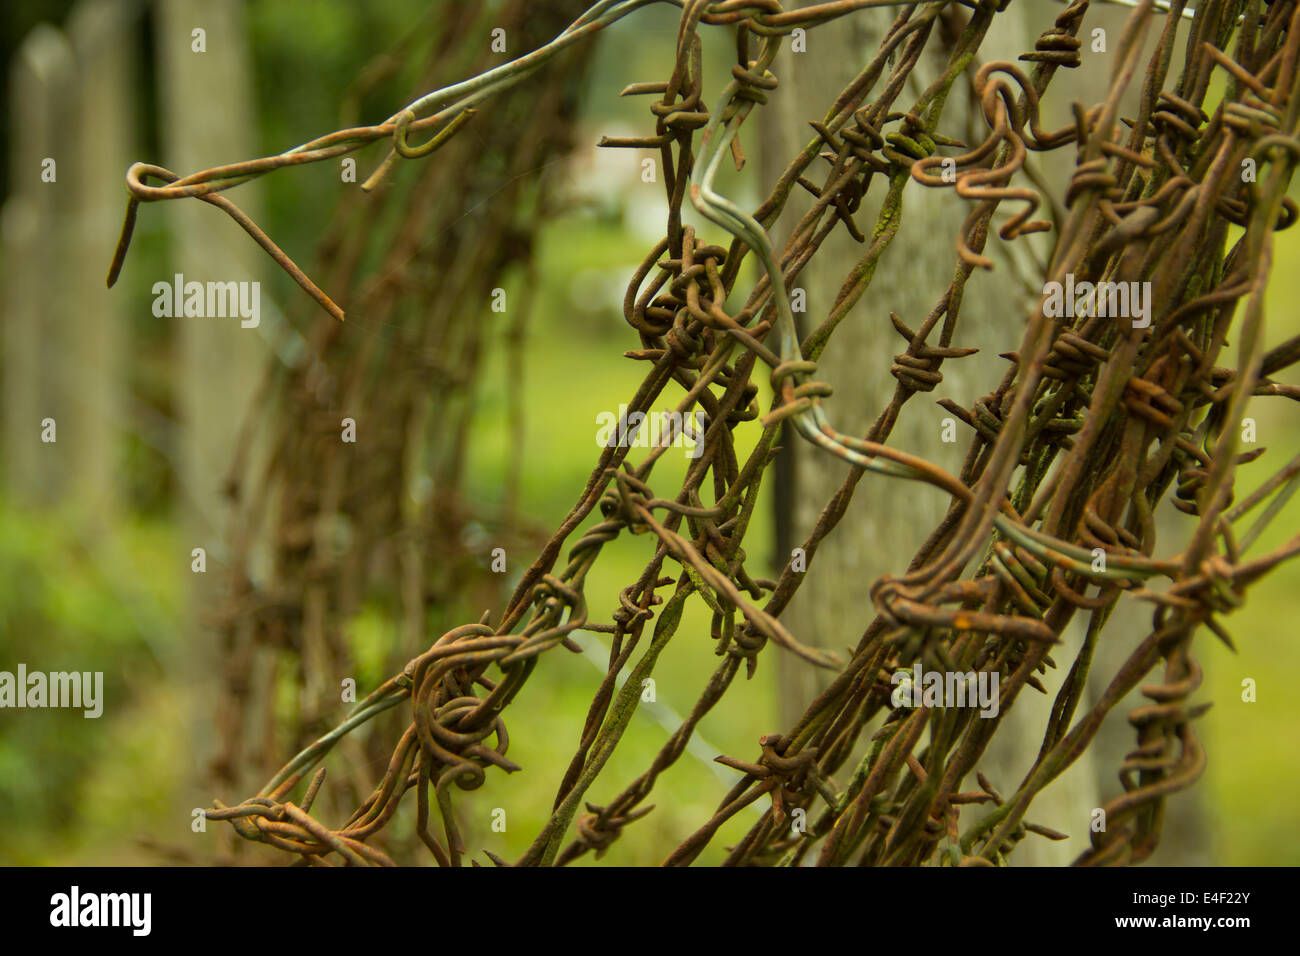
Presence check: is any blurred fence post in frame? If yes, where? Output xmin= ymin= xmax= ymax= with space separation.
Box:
xmin=3 ymin=26 xmax=74 ymax=507
xmin=154 ymin=0 xmax=267 ymax=803
xmin=63 ymin=0 xmax=136 ymax=522
xmin=762 ymin=1 xmax=1100 ymax=864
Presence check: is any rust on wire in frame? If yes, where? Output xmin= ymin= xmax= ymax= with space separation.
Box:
xmin=112 ymin=0 xmax=1300 ymax=865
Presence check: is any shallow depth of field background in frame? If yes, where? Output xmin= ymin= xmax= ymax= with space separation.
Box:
xmin=1 ymin=0 xmax=1297 ymax=865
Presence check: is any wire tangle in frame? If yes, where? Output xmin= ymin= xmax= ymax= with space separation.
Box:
xmin=112 ymin=0 xmax=1300 ymax=865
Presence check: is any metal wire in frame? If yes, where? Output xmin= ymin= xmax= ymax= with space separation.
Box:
xmin=112 ymin=0 xmax=1300 ymax=866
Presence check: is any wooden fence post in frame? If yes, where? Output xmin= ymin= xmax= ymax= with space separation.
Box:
xmin=3 ymin=26 xmax=74 ymax=506
xmin=762 ymin=2 xmax=1100 ymax=864
xmin=154 ymin=0 xmax=267 ymax=805
xmin=62 ymin=0 xmax=136 ymax=522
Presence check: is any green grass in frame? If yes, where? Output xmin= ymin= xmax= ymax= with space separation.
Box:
xmin=1196 ymin=216 xmax=1300 ymax=865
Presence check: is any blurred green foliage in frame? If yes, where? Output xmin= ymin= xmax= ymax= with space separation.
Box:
xmin=0 ymin=504 xmax=175 ymax=863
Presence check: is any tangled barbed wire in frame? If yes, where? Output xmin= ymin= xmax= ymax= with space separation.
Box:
xmin=110 ymin=0 xmax=1300 ymax=865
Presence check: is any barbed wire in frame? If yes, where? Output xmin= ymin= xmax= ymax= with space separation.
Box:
xmin=111 ymin=0 xmax=1300 ymax=865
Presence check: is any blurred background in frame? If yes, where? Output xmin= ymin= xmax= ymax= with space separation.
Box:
xmin=1 ymin=0 xmax=1296 ymax=865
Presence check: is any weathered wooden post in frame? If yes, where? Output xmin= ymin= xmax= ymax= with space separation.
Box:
xmin=3 ymin=26 xmax=74 ymax=506
xmin=64 ymin=0 xmax=136 ymax=522
xmin=762 ymin=1 xmax=1101 ymax=864
xmin=154 ymin=0 xmax=268 ymax=812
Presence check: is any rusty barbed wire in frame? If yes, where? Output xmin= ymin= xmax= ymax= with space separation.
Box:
xmin=112 ymin=0 xmax=1300 ymax=865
